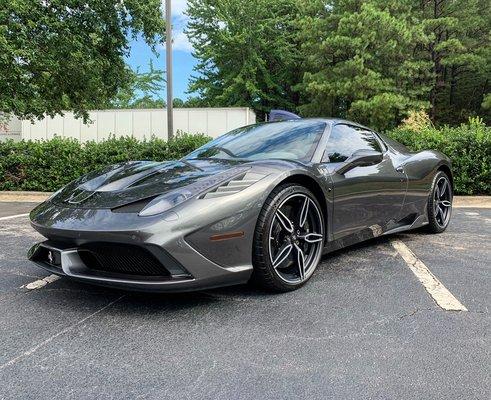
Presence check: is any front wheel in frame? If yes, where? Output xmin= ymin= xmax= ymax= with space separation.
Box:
xmin=426 ymin=171 xmax=453 ymax=233
xmin=252 ymin=184 xmax=325 ymax=292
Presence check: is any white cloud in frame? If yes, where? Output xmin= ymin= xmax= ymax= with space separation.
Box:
xmin=161 ymin=0 xmax=188 ymax=18
xmin=170 ymin=0 xmax=189 ymax=17
xmin=161 ymin=0 xmax=192 ymax=53
xmin=173 ymin=30 xmax=193 ymax=52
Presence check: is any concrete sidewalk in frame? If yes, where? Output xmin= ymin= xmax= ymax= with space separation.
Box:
xmin=1 ymin=191 xmax=490 ymax=208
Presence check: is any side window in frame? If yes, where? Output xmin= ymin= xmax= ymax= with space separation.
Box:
xmin=324 ymin=125 xmax=382 ymax=163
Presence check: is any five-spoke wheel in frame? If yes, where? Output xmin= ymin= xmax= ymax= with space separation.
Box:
xmin=427 ymin=171 xmax=453 ymax=233
xmin=253 ymin=184 xmax=324 ymax=291
xmin=269 ymin=194 xmax=323 ymax=283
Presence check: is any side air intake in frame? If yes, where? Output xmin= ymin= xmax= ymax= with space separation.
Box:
xmin=201 ymin=172 xmax=265 ymax=199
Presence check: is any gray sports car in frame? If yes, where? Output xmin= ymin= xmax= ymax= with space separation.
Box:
xmin=28 ymin=119 xmax=453 ymax=292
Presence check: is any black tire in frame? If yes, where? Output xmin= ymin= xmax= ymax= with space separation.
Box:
xmin=426 ymin=171 xmax=453 ymax=233
xmin=252 ymin=184 xmax=325 ymax=292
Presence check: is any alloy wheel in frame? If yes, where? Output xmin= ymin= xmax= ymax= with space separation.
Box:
xmin=268 ymin=194 xmax=324 ymax=284
xmin=433 ymin=176 xmax=452 ymax=228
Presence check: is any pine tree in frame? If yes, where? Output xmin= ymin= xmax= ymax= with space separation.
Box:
xmin=297 ymin=0 xmax=432 ymax=130
xmin=417 ymin=0 xmax=491 ymax=124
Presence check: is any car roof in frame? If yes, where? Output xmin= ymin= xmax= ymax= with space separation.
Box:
xmin=270 ymin=118 xmax=372 ymax=131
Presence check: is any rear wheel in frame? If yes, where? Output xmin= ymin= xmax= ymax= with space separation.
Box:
xmin=427 ymin=171 xmax=453 ymax=233
xmin=252 ymin=184 xmax=324 ymax=292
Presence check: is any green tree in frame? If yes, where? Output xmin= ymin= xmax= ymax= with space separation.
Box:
xmin=297 ymin=0 xmax=432 ymax=130
xmin=0 ymin=0 xmax=164 ymax=121
xmin=417 ymin=0 xmax=491 ymax=124
xmin=181 ymin=96 xmax=212 ymax=108
xmin=186 ymin=0 xmax=302 ymax=118
xmin=172 ymin=98 xmax=185 ymax=108
xmin=483 ymin=94 xmax=491 ymax=111
xmin=109 ymin=61 xmax=166 ymax=109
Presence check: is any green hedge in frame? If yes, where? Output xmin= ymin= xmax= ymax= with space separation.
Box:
xmin=0 ymin=134 xmax=211 ymax=192
xmin=0 ymin=122 xmax=489 ymax=194
xmin=386 ymin=119 xmax=490 ymax=195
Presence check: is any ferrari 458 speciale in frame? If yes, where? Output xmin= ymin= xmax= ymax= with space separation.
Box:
xmin=29 ymin=119 xmax=453 ymax=292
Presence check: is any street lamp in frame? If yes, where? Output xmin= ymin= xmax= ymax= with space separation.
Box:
xmin=165 ymin=0 xmax=174 ymax=140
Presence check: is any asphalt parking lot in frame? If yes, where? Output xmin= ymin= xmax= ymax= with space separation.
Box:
xmin=0 ymin=202 xmax=489 ymax=399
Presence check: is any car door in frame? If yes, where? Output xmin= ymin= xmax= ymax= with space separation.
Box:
xmin=321 ymin=124 xmax=407 ymax=240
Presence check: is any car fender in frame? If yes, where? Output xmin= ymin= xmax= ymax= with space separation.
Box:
xmin=400 ymin=150 xmax=452 ymax=216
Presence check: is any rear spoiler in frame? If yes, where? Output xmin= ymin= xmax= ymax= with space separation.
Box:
xmin=268 ymin=110 xmax=301 ymax=122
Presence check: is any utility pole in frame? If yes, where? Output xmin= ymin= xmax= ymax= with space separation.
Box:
xmin=165 ymin=0 xmax=174 ymax=140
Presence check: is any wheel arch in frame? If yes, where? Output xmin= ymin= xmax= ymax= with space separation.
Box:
xmin=437 ymin=164 xmax=454 ymax=191
xmin=276 ymin=174 xmax=329 ymax=238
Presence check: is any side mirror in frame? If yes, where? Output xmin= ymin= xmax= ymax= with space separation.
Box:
xmin=335 ymin=149 xmax=383 ymax=175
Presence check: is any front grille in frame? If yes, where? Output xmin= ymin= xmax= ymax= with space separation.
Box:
xmin=78 ymin=243 xmax=171 ymax=277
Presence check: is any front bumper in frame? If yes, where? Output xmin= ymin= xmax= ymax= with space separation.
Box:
xmin=28 ymin=239 xmax=252 ymax=292
xmin=27 ymin=198 xmax=258 ymax=292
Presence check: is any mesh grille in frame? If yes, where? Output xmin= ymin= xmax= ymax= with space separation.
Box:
xmin=78 ymin=243 xmax=170 ymax=277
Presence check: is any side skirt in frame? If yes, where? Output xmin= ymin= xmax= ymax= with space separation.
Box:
xmin=322 ymin=209 xmax=429 ymax=256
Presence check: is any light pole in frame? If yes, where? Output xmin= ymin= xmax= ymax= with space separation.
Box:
xmin=165 ymin=0 xmax=174 ymax=140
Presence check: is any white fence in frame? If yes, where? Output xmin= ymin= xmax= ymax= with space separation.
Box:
xmin=20 ymin=108 xmax=256 ymax=142
xmin=0 ymin=115 xmax=22 ymax=141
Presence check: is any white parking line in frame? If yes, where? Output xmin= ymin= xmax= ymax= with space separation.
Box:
xmin=391 ymin=240 xmax=467 ymax=312
xmin=22 ymin=275 xmax=61 ymax=290
xmin=0 ymin=213 xmax=29 ymax=221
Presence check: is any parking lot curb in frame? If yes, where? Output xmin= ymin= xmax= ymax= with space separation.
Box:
xmin=453 ymin=196 xmax=491 ymax=208
xmin=0 ymin=191 xmax=51 ymax=203
xmin=0 ymin=191 xmax=490 ymax=208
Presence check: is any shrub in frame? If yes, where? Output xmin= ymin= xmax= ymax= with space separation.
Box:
xmin=399 ymin=110 xmax=434 ymax=133
xmin=1 ymin=124 xmax=489 ymax=195
xmin=387 ymin=118 xmax=490 ymax=195
xmin=0 ymin=133 xmax=211 ymax=192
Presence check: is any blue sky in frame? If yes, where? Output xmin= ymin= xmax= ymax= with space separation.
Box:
xmin=125 ymin=0 xmax=197 ymax=100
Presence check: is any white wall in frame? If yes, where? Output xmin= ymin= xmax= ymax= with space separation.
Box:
xmin=21 ymin=108 xmax=256 ymax=142
xmin=0 ymin=115 xmax=22 ymax=141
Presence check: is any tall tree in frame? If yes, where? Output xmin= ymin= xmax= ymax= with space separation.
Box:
xmin=186 ymin=0 xmax=302 ymax=118
xmin=417 ymin=0 xmax=491 ymax=124
xmin=297 ymin=0 xmax=432 ymax=130
xmin=0 ymin=0 xmax=164 ymax=121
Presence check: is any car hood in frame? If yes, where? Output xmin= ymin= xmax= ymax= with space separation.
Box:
xmin=52 ymin=159 xmax=249 ymax=209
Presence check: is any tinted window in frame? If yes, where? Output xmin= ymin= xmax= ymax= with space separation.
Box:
xmin=186 ymin=121 xmax=326 ymax=162
xmin=325 ymin=125 xmax=382 ymax=163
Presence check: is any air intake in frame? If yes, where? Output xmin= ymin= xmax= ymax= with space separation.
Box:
xmin=201 ymin=172 xmax=265 ymax=199
xmin=77 ymin=243 xmax=171 ymax=278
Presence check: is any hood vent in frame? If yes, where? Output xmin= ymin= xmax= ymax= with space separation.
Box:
xmin=111 ymin=196 xmax=158 ymax=214
xmin=65 ymin=189 xmax=96 ymax=204
xmin=201 ymin=172 xmax=265 ymax=199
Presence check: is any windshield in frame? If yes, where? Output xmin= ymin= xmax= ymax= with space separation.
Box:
xmin=185 ymin=120 xmax=326 ymax=163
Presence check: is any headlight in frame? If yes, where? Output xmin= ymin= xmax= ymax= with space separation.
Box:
xmin=138 ymin=167 xmax=250 ymax=217
xmin=138 ymin=188 xmax=194 ymax=217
